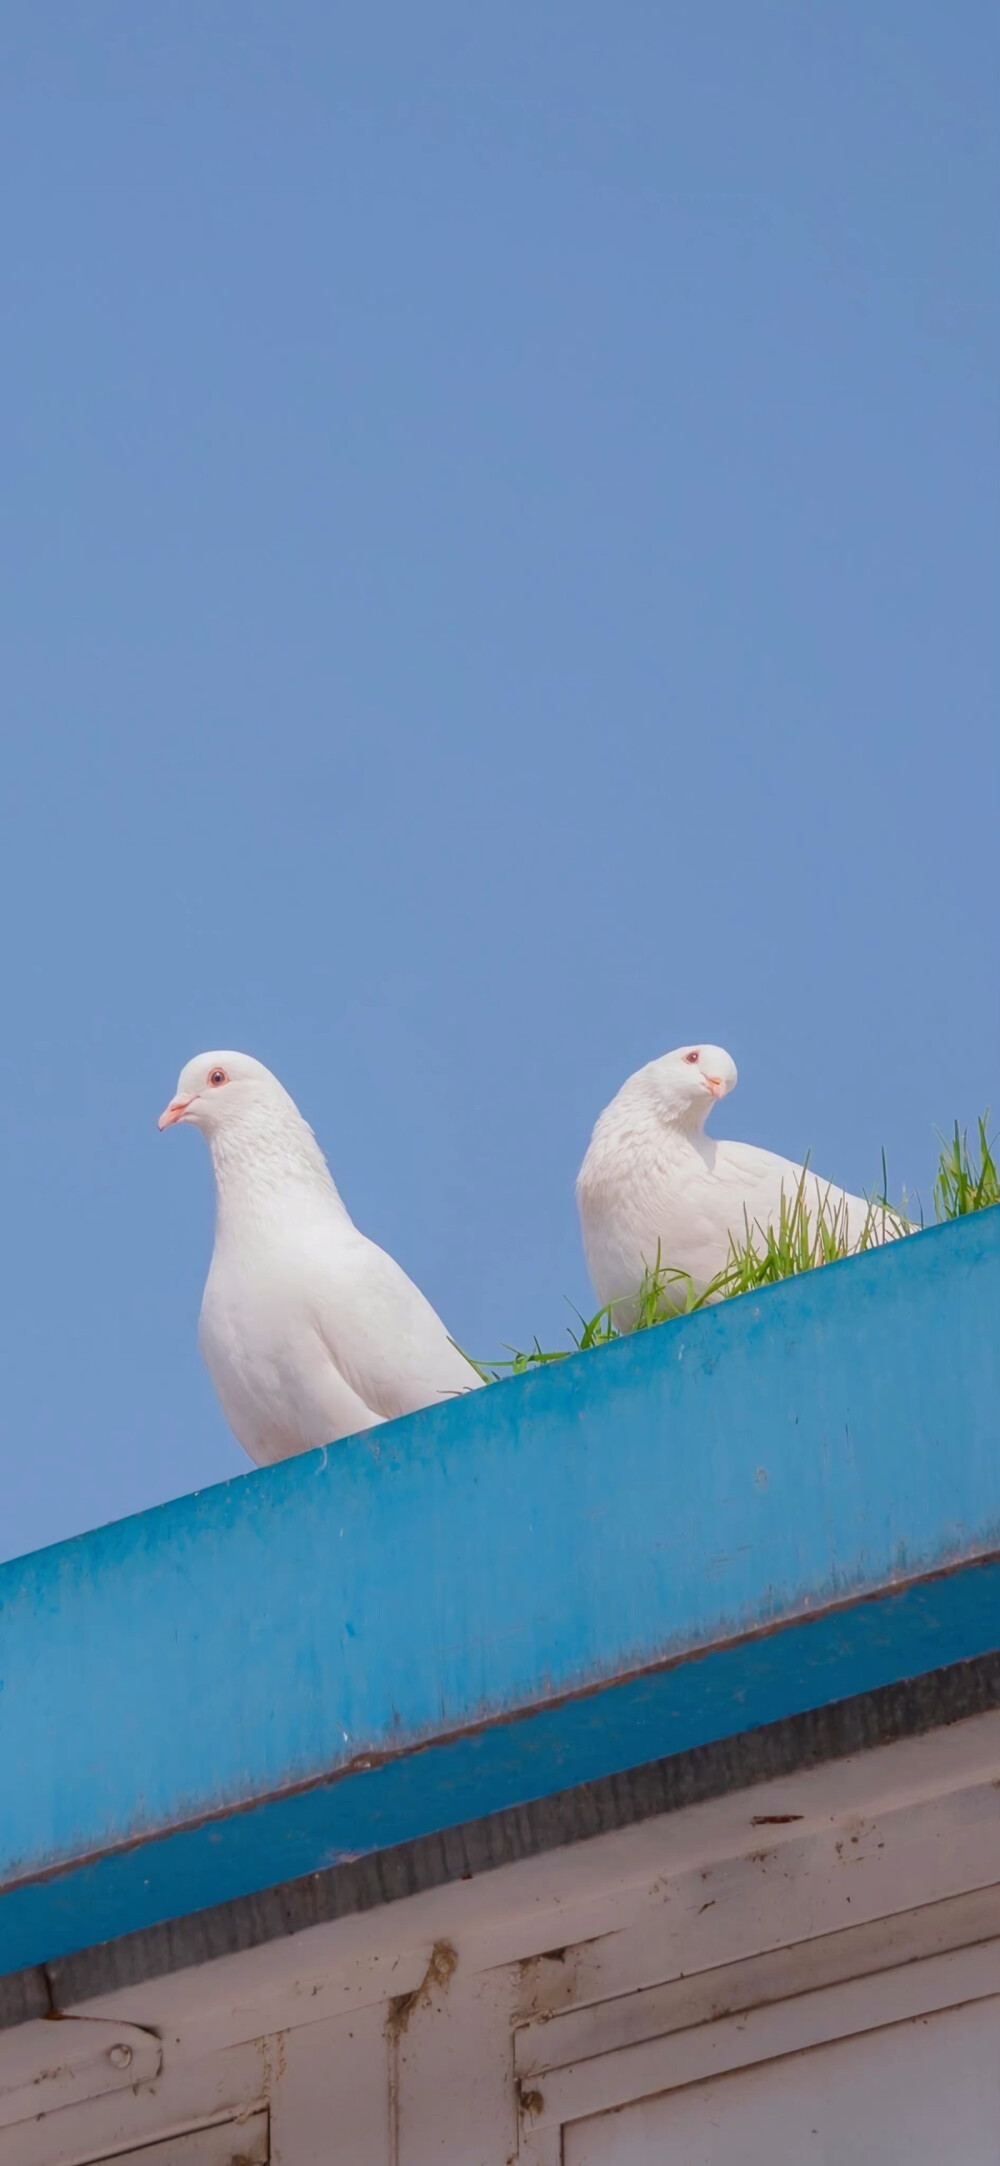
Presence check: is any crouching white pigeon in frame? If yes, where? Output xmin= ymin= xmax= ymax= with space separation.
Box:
xmin=159 ymin=1050 xmax=482 ymax=1464
xmin=577 ymin=1042 xmax=904 ymax=1330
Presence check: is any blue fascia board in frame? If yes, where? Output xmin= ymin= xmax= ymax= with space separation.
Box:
xmin=2 ymin=1558 xmax=997 ymax=1978
xmin=1 ymin=1209 xmax=998 ymax=1976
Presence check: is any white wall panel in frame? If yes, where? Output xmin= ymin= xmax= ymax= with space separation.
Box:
xmin=566 ymin=1999 xmax=1000 ymax=2166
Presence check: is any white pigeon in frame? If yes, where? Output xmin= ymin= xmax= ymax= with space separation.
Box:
xmin=577 ymin=1042 xmax=904 ymax=1329
xmin=159 ymin=1050 xmax=482 ymax=1465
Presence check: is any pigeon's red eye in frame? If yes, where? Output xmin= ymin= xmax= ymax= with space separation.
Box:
xmin=684 ymin=1050 xmax=700 ymax=1064
xmin=208 ymin=1068 xmax=229 ymax=1087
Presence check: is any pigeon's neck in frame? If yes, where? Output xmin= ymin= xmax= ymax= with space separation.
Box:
xmin=617 ymin=1078 xmax=714 ymax=1154
xmin=207 ymin=1104 xmax=351 ymax=1232
xmin=580 ymin=1088 xmax=715 ymax=1202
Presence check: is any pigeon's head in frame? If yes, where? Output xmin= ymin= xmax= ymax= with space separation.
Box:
xmin=158 ymin=1050 xmax=291 ymax=1139
xmin=647 ymin=1043 xmax=738 ymax=1129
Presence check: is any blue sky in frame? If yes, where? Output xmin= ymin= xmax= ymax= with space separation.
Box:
xmin=1 ymin=4 xmax=996 ymax=1562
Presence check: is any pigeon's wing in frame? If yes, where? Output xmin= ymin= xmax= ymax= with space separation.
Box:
xmin=713 ymin=1138 xmax=807 ymax=1202
xmin=309 ymin=1229 xmax=483 ymax=1422
xmin=714 ymin=1140 xmax=888 ymax=1245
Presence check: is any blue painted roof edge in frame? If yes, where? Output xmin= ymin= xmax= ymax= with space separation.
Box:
xmin=1 ymin=1209 xmax=998 ymax=1916
xmin=2 ymin=1555 xmax=997 ymax=1975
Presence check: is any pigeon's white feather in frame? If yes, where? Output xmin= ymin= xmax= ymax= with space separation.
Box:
xmin=577 ymin=1042 xmax=899 ymax=1329
xmin=162 ymin=1050 xmax=481 ymax=1466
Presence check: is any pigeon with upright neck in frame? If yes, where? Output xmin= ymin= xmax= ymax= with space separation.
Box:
xmin=577 ymin=1042 xmax=900 ymax=1329
xmin=160 ymin=1050 xmax=481 ymax=1465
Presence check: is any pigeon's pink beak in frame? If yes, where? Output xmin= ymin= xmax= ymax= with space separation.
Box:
xmin=704 ymin=1074 xmax=727 ymax=1098
xmin=158 ymin=1097 xmax=192 ymax=1130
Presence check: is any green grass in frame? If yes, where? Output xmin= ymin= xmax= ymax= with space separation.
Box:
xmin=933 ymin=1115 xmax=999 ymax=1220
xmin=465 ymin=1115 xmax=997 ymax=1382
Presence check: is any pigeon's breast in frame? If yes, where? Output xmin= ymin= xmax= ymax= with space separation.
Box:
xmin=581 ymin=1139 xmax=718 ymax=1309
xmin=198 ymin=1246 xmax=378 ymax=1462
